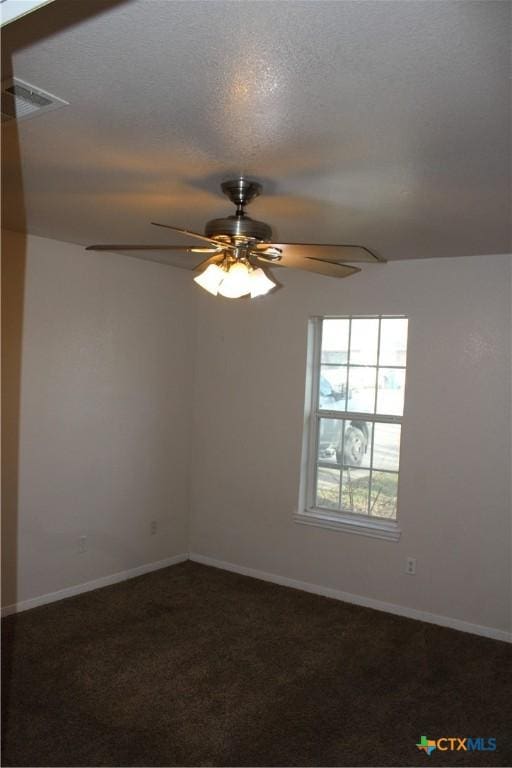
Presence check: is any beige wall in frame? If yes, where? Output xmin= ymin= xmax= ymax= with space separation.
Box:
xmin=190 ymin=255 xmax=511 ymax=634
xmin=2 ymin=230 xmax=193 ymax=606
xmin=2 ymin=231 xmax=510 ymax=636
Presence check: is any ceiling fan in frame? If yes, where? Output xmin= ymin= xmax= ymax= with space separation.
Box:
xmin=86 ymin=178 xmax=384 ymax=299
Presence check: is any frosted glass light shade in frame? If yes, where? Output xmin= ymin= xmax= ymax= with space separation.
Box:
xmin=249 ymin=267 xmax=276 ymax=297
xmin=194 ymin=260 xmax=276 ymax=300
xmin=193 ymin=263 xmax=224 ymax=295
xmin=217 ymin=261 xmax=251 ymax=298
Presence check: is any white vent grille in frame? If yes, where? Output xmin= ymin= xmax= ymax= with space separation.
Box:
xmin=1 ymin=78 xmax=68 ymax=123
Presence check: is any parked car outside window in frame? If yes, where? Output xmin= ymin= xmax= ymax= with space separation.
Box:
xmin=318 ymin=376 xmax=369 ymax=467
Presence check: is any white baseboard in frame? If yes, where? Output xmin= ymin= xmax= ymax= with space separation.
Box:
xmin=1 ymin=553 xmax=189 ymax=617
xmin=4 ymin=551 xmax=510 ymax=643
xmin=189 ymin=552 xmax=511 ymax=644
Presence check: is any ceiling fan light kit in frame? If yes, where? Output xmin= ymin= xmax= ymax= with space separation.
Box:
xmin=194 ymin=260 xmax=276 ymax=299
xmin=87 ymin=177 xmax=384 ymax=299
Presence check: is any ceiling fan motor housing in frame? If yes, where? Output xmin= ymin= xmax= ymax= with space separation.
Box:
xmin=205 ymin=177 xmax=273 ymax=242
xmin=205 ymin=214 xmax=272 ymax=242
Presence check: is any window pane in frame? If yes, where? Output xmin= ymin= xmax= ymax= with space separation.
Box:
xmin=317 ymin=418 xmax=342 ymax=463
xmin=341 ymin=468 xmax=370 ymax=514
xmin=347 ymin=366 xmax=376 ymax=413
xmin=341 ymin=420 xmax=372 ymax=468
xmin=373 ymin=423 xmax=401 ymax=471
xmin=370 ymin=471 xmax=398 ymax=519
xmin=309 ymin=315 xmax=407 ymax=526
xmin=349 ymin=318 xmax=379 ymax=365
xmin=316 ymin=466 xmax=340 ymax=509
xmin=319 ymin=366 xmax=348 ymax=411
xmin=376 ymin=368 xmax=406 ymax=416
xmin=321 ymin=319 xmax=349 ymax=365
xmin=379 ymin=318 xmax=408 ymax=366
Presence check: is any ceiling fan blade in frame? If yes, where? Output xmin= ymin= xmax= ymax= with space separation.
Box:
xmin=301 ymin=258 xmax=360 ymax=278
xmin=151 ymin=222 xmax=234 ymax=250
xmin=86 ymin=244 xmax=219 ymax=253
xmin=253 ymin=250 xmax=360 ymax=278
xmin=254 ymin=243 xmax=383 ymax=263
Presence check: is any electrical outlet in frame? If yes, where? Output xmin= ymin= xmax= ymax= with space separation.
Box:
xmin=78 ymin=535 xmax=87 ymax=554
xmin=150 ymin=520 xmax=157 ymax=535
xmin=406 ymin=556 xmax=416 ymax=575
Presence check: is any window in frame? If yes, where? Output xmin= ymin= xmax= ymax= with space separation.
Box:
xmin=296 ymin=316 xmax=408 ymax=541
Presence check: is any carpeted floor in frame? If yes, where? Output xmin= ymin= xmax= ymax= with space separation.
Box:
xmin=2 ymin=561 xmax=511 ymax=767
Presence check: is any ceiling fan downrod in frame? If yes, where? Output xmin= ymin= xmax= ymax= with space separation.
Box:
xmin=204 ymin=177 xmax=273 ymax=242
xmin=221 ymin=177 xmax=262 ymax=216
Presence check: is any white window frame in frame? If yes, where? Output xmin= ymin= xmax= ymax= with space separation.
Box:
xmin=295 ymin=315 xmax=407 ymax=542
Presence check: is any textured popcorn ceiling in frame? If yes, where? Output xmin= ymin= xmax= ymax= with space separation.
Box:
xmin=2 ymin=0 xmax=511 ymax=263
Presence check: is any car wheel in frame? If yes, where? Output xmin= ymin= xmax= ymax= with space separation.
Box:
xmin=341 ymin=426 xmax=366 ymax=466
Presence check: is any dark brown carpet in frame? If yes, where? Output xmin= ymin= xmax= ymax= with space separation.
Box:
xmin=2 ymin=561 xmax=511 ymax=767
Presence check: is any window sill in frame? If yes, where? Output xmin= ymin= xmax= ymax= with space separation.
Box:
xmin=294 ymin=508 xmax=401 ymax=542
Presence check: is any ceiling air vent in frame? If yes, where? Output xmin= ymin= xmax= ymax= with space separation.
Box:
xmin=1 ymin=78 xmax=68 ymax=123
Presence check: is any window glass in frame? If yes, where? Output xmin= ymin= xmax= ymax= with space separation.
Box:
xmin=342 ymin=421 xmax=373 ymax=469
xmin=379 ymin=318 xmax=408 ymax=366
xmin=373 ymin=423 xmax=401 ymax=472
xmin=341 ymin=468 xmax=370 ymax=515
xmin=316 ymin=466 xmax=340 ymax=509
xmin=319 ymin=366 xmax=348 ymax=411
xmin=321 ymin=319 xmax=350 ymax=365
xmin=349 ymin=318 xmax=379 ymax=365
xmin=347 ymin=367 xmax=376 ymax=413
xmin=377 ymin=368 xmax=406 ymax=416
xmin=317 ymin=418 xmax=342 ymax=464
xmin=307 ymin=316 xmax=408 ymax=524
xmin=370 ymin=472 xmax=399 ymax=518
